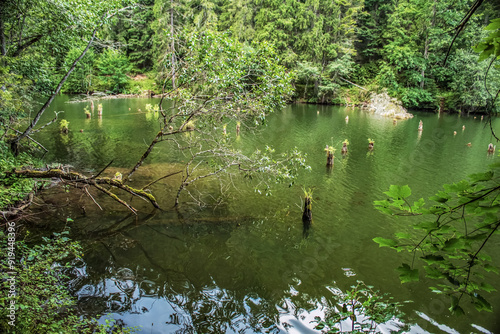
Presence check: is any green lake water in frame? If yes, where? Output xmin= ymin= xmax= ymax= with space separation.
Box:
xmin=29 ymin=96 xmax=500 ymax=333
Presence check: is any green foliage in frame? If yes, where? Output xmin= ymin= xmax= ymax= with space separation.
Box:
xmin=374 ymin=166 xmax=500 ymax=314
xmin=174 ymin=30 xmax=294 ymax=118
xmin=0 ymin=0 xmax=127 ymax=93
xmin=0 ymin=229 xmax=85 ymax=332
xmin=62 ymin=47 xmax=97 ymax=94
xmin=398 ymin=87 xmax=436 ymax=109
xmin=128 ymin=72 xmax=157 ymax=95
xmin=104 ymin=0 xmax=155 ymax=71
xmin=144 ymin=103 xmax=159 ymax=112
xmin=0 ymin=229 xmax=138 ymax=333
xmin=0 ymin=142 xmax=41 ymax=209
xmin=314 ymin=281 xmax=407 ymax=333
xmin=150 ymin=30 xmax=309 ymax=203
xmin=9 ymin=54 xmax=58 ymax=96
xmin=95 ymin=49 xmax=132 ymax=93
xmin=474 ymin=18 xmax=500 ymax=62
xmin=59 ymin=119 xmax=70 ymax=132
xmin=0 ymin=59 xmax=34 ymax=124
xmin=446 ymin=49 xmax=500 ymax=112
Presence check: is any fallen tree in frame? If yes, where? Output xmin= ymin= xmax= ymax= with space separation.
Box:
xmin=5 ymin=168 xmax=160 ymax=214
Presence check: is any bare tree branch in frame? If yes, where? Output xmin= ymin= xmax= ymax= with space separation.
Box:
xmin=6 ymin=168 xmax=161 ymax=213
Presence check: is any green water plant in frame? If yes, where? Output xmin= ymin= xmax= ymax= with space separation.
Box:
xmin=59 ymin=119 xmax=69 ymax=134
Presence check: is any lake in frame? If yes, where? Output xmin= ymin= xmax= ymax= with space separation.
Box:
xmin=28 ymin=95 xmax=500 ymax=333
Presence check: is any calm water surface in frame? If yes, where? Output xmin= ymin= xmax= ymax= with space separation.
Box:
xmin=30 ymin=96 xmax=500 ymax=333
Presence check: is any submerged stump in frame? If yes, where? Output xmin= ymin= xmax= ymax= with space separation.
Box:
xmin=302 ymin=196 xmax=312 ymax=222
xmin=326 ymin=152 xmax=334 ymax=166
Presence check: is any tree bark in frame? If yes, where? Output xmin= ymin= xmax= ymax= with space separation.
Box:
xmin=127 ymin=131 xmax=163 ymax=179
xmin=170 ymin=0 xmax=176 ymax=90
xmin=0 ymin=9 xmax=6 ymax=57
xmin=302 ymin=196 xmax=312 ymax=222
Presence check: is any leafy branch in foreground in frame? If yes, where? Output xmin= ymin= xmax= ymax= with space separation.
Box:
xmin=314 ymin=281 xmax=408 ymax=333
xmin=373 ymin=166 xmax=500 ymax=315
xmin=0 ymin=229 xmax=138 ymax=333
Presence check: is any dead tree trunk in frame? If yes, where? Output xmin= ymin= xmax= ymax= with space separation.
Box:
xmin=302 ymin=196 xmax=312 ymax=222
xmin=326 ymin=152 xmax=334 ymax=166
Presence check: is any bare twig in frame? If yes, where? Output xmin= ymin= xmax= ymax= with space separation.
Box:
xmin=141 ymin=170 xmax=183 ymax=190
xmin=84 ymin=186 xmax=103 ymax=211
xmin=92 ymin=160 xmax=114 ymax=179
xmin=7 ymin=126 xmax=48 ymax=152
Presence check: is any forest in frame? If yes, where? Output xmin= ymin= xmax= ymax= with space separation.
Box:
xmin=1 ymin=0 xmax=500 ymax=333
xmin=1 ymin=0 xmax=499 ymax=120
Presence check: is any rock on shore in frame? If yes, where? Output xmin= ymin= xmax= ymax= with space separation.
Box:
xmin=366 ymin=92 xmax=413 ymax=119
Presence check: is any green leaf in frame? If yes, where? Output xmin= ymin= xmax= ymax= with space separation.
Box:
xmin=428 ymin=205 xmax=447 ymax=214
xmin=375 ymin=206 xmax=394 ymax=215
xmin=442 ymin=238 xmax=465 ymax=252
xmin=424 ymin=266 xmax=445 ymax=279
xmin=443 ymin=180 xmax=470 ymax=193
xmin=414 ymin=221 xmax=438 ymax=231
xmin=485 ymin=18 xmax=500 ymax=31
xmin=484 ymin=264 xmax=499 ymax=274
xmin=395 ymin=232 xmax=412 ymax=239
xmin=413 ymin=197 xmax=425 ymax=209
xmin=315 ymin=323 xmax=325 ymax=330
xmin=474 ymin=294 xmax=493 ymax=312
xmin=429 ymin=190 xmax=450 ymax=203
xmin=384 ymin=185 xmax=411 ymax=199
xmin=373 ymin=237 xmax=398 ymax=248
xmin=449 ymin=302 xmax=465 ymax=316
xmin=421 ymin=255 xmax=445 ymax=265
xmin=480 ymin=282 xmax=497 ymax=293
xmin=396 ymin=263 xmax=419 ymax=283
xmin=468 ymin=171 xmax=494 ymax=183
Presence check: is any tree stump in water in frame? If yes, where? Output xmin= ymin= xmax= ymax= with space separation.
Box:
xmin=302 ymin=196 xmax=312 ymax=222
xmin=341 ymin=143 xmax=348 ymax=155
xmin=326 ymin=152 xmax=334 ymax=166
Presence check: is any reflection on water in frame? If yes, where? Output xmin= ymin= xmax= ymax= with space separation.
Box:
xmin=30 ymin=97 xmax=500 ymax=333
